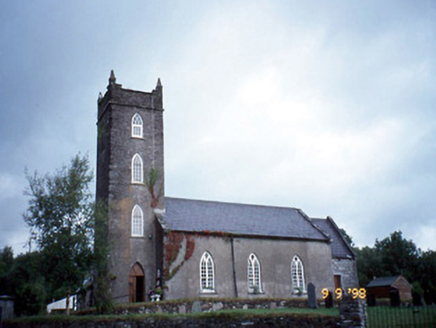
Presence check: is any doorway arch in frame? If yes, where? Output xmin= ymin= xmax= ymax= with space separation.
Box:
xmin=129 ymin=262 xmax=145 ymax=302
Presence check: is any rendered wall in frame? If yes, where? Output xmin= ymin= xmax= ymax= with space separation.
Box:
xmin=163 ymin=233 xmax=334 ymax=300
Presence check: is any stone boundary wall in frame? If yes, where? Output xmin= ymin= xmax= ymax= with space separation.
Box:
xmin=4 ymin=315 xmax=338 ymax=328
xmin=4 ymin=298 xmax=343 ymax=328
xmin=107 ymin=298 xmax=318 ymax=315
xmin=339 ymin=296 xmax=367 ymax=328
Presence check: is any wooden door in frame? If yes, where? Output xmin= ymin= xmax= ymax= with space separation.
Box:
xmin=129 ymin=263 xmax=145 ymax=303
xmin=334 ymin=275 xmax=342 ymax=290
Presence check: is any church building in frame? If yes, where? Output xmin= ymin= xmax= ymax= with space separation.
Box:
xmin=96 ymin=71 xmax=358 ymax=303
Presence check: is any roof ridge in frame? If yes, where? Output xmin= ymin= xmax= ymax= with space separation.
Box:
xmin=325 ymin=217 xmax=356 ymax=258
xmin=298 ymin=211 xmax=331 ymax=242
xmin=163 ymin=196 xmax=330 ymax=241
xmin=373 ymin=275 xmax=400 ymax=280
xmin=165 ymin=196 xmax=301 ymax=210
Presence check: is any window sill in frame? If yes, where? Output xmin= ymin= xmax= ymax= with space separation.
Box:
xmin=131 ymin=235 xmax=144 ymax=238
xmin=292 ymin=291 xmax=307 ymax=296
xmin=131 ymin=182 xmax=145 ymax=185
xmin=200 ymin=289 xmax=216 ymax=294
xmin=131 ymin=136 xmax=145 ymax=140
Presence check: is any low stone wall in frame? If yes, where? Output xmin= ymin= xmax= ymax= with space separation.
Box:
xmin=4 ymin=315 xmax=338 ymax=328
xmin=107 ymin=297 xmax=316 ymax=315
xmin=4 ymin=298 xmax=341 ymax=328
xmin=339 ymin=296 xmax=367 ymax=328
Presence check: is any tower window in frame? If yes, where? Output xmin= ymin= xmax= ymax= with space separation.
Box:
xmin=132 ymin=154 xmax=143 ymax=183
xmin=247 ymin=253 xmax=262 ymax=292
xmin=200 ymin=252 xmax=215 ymax=292
xmin=131 ymin=205 xmax=144 ymax=237
xmin=132 ymin=113 xmax=143 ymax=138
xmin=291 ymin=255 xmax=306 ymax=293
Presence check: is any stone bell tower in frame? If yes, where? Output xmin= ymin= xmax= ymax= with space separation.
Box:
xmin=96 ymin=71 xmax=164 ymax=302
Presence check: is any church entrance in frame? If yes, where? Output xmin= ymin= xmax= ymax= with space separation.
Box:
xmin=129 ymin=263 xmax=145 ymax=303
xmin=334 ymin=275 xmax=342 ymax=290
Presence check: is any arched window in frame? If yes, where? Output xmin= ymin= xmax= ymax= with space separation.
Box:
xmin=131 ymin=205 xmax=144 ymax=237
xmin=132 ymin=113 xmax=143 ymax=138
xmin=132 ymin=154 xmax=143 ymax=183
xmin=291 ymin=255 xmax=306 ymax=293
xmin=248 ymin=253 xmax=262 ymax=292
xmin=200 ymin=252 xmax=215 ymax=292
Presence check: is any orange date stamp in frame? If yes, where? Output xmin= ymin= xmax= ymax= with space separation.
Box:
xmin=321 ymin=287 xmax=366 ymax=300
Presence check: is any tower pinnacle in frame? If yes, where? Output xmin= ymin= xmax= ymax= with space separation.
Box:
xmin=109 ymin=70 xmax=116 ymax=84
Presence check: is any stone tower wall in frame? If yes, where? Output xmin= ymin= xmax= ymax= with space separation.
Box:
xmin=96 ymin=72 xmax=164 ymax=302
xmin=332 ymin=258 xmax=359 ymax=290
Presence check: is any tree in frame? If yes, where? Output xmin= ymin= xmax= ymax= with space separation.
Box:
xmin=9 ymin=251 xmax=46 ymax=316
xmin=92 ymin=201 xmax=113 ymax=313
xmin=23 ymin=154 xmax=94 ymax=301
xmin=0 ymin=246 xmax=14 ymax=295
xmin=354 ymin=246 xmax=389 ymax=287
xmin=352 ymin=230 xmax=436 ymax=304
xmin=417 ymin=250 xmax=436 ymax=304
xmin=374 ymin=231 xmax=419 ymax=281
xmin=339 ymin=228 xmax=355 ymax=247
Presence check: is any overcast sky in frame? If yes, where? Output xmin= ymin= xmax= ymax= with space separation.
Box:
xmin=1 ymin=1 xmax=436 ymax=255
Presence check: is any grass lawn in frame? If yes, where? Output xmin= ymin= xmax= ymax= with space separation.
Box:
xmin=367 ymin=306 xmax=436 ymax=328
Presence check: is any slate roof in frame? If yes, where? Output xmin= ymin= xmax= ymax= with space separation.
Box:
xmin=366 ymin=276 xmax=401 ymax=288
xmin=160 ymin=197 xmax=330 ymax=241
xmin=311 ymin=217 xmax=355 ymax=259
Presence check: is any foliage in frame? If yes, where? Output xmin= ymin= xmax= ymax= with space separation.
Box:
xmin=165 ymin=232 xmax=184 ymax=266
xmin=1 ymin=154 xmax=114 ymax=316
xmin=22 ymin=154 xmax=94 ymax=304
xmin=145 ymin=167 xmax=163 ymax=208
xmin=355 ymin=230 xmax=436 ymax=304
xmin=0 ymin=246 xmax=14 ymax=268
xmin=92 ymin=200 xmax=113 ymax=314
xmin=163 ymin=232 xmax=196 ymax=281
xmin=417 ymin=250 xmax=436 ymax=304
xmin=339 ymin=228 xmax=354 ymax=247
xmin=2 ymin=250 xmax=46 ymax=316
xmin=355 ymin=246 xmax=388 ymax=287
xmin=185 ymin=235 xmax=196 ymax=261
xmin=15 ymin=280 xmax=47 ymax=316
xmin=374 ymin=231 xmax=419 ymax=280
xmin=0 ymin=246 xmax=14 ymax=295
xmin=356 ymin=231 xmax=419 ymax=286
